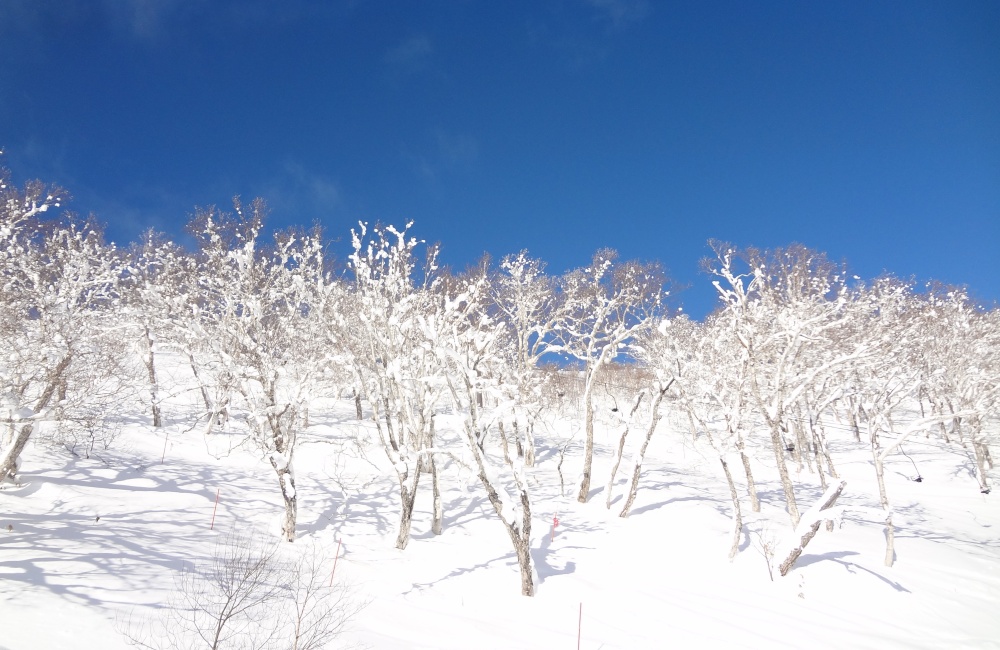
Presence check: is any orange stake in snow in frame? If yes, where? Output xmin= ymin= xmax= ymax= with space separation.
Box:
xmin=551 ymin=514 xmax=559 ymax=541
xmin=329 ymin=538 xmax=343 ymax=587
xmin=209 ymin=488 xmax=220 ymax=530
xmin=577 ymin=602 xmax=583 ymax=650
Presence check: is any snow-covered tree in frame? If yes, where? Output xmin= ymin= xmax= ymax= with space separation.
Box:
xmin=918 ymin=285 xmax=999 ymax=494
xmin=432 ymin=269 xmax=539 ymax=596
xmin=706 ymin=242 xmax=867 ymax=527
xmin=346 ymin=222 xmax=447 ymax=549
xmin=1 ymin=166 xmax=127 ymax=479
xmin=120 ymin=230 xmax=200 ymax=429
xmin=553 ymin=249 xmax=666 ymax=503
xmin=183 ymin=199 xmax=330 ymax=541
xmin=490 ymin=251 xmax=567 ymax=466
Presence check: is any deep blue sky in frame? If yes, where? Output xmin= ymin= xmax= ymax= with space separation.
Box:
xmin=2 ymin=0 xmax=998 ymax=317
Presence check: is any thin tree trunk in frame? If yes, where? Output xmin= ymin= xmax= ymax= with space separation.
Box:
xmin=738 ymin=437 xmax=760 ymax=513
xmin=188 ymin=352 xmax=212 ymax=412
xmin=794 ymin=420 xmax=810 ymax=473
xmin=457 ymin=390 xmax=536 ymax=596
xmin=883 ymin=511 xmax=895 ymax=567
xmin=395 ymin=467 xmax=421 ymax=550
xmin=813 ymin=434 xmax=828 ymax=490
xmin=873 ymin=450 xmax=894 ymax=566
xmin=605 ymin=392 xmax=643 ymax=509
xmin=847 ymin=399 xmax=861 ymax=442
xmin=523 ymin=420 xmax=536 ymax=467
xmin=430 ymin=454 xmax=443 ymax=535
xmin=577 ymin=369 xmax=597 ymax=503
xmin=770 ymin=421 xmax=801 ymax=527
xmin=513 ymin=531 xmax=534 ymax=597
xmin=498 ymin=421 xmax=513 ymax=465
xmin=274 ymin=465 xmax=297 ymax=543
xmin=605 ymin=426 xmax=628 ymax=510
xmin=721 ymin=456 xmax=743 ymax=560
xmin=0 ymin=355 xmax=72 ymax=480
xmin=142 ymin=326 xmax=162 ymax=428
xmin=973 ymin=441 xmax=992 ymax=494
xmin=815 ymin=415 xmax=838 ymax=479
xmin=619 ymin=384 xmax=669 ymax=518
xmin=778 ymin=480 xmax=847 ymax=576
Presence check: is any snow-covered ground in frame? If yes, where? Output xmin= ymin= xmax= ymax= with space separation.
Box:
xmin=2 ymin=395 xmax=998 ymax=649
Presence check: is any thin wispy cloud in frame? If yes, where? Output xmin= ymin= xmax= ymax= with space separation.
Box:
xmin=401 ymin=129 xmax=479 ymax=189
xmin=586 ymin=0 xmax=650 ymax=29
xmin=526 ymin=0 xmax=650 ymax=69
xmin=385 ymin=35 xmax=433 ymax=72
xmin=260 ymin=161 xmax=342 ymax=222
xmin=435 ymin=130 xmax=479 ymax=168
xmin=102 ymin=0 xmax=184 ymax=41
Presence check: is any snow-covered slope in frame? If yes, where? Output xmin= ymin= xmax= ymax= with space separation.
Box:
xmin=2 ymin=397 xmax=997 ymax=649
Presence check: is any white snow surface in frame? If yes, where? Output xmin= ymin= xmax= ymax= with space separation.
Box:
xmin=2 ymin=395 xmax=998 ymax=650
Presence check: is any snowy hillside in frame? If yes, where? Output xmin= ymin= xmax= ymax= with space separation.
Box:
xmin=2 ymin=389 xmax=997 ymax=650
xmin=2 ymin=171 xmax=998 ymax=649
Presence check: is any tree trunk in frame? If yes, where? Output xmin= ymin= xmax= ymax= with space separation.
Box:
xmin=0 ymin=422 xmax=36 ymax=482
xmin=793 ymin=421 xmax=808 ymax=473
xmin=619 ymin=386 xmax=668 ymax=518
xmin=430 ymin=454 xmax=443 ymax=535
xmin=523 ymin=420 xmax=536 ymax=467
xmin=721 ymin=456 xmax=743 ymax=560
xmin=276 ymin=466 xmax=297 ymax=542
xmin=512 ymin=533 xmax=534 ymax=597
xmin=847 ymin=400 xmax=861 ymax=442
xmin=142 ymin=326 xmax=162 ymax=428
xmin=605 ymin=425 xmax=629 ymax=509
xmin=498 ymin=421 xmax=513 ymax=465
xmin=576 ymin=370 xmax=597 ymax=503
xmin=883 ymin=511 xmax=895 ymax=567
xmin=815 ymin=416 xmax=838 ymax=479
xmin=188 ymin=352 xmax=212 ymax=412
xmin=873 ymin=450 xmax=894 ymax=566
xmin=778 ymin=480 xmax=846 ymax=576
xmin=769 ymin=421 xmax=801 ymax=527
xmin=973 ymin=441 xmax=992 ymax=494
xmin=395 ymin=467 xmax=421 ymax=550
xmin=0 ymin=355 xmax=72 ymax=480
xmin=354 ymin=389 xmax=363 ymax=420
xmin=605 ymin=391 xmax=644 ymax=509
xmin=738 ymin=437 xmax=760 ymax=513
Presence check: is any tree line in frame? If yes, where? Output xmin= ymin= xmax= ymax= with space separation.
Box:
xmin=2 ymin=162 xmax=996 ymax=595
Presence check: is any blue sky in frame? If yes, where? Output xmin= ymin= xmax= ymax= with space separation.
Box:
xmin=1 ymin=0 xmax=997 ymax=318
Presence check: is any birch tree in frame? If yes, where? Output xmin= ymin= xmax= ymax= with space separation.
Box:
xmin=706 ymin=242 xmax=867 ymax=527
xmin=554 ymin=250 xmax=665 ymax=503
xmin=1 ymin=169 xmax=126 ymax=479
xmin=490 ymin=251 xmax=566 ymax=466
xmin=346 ymin=222 xmax=444 ymax=549
xmin=185 ymin=199 xmax=329 ymax=541
xmin=918 ymin=285 xmax=999 ymax=493
xmin=433 ymin=271 xmax=538 ymax=596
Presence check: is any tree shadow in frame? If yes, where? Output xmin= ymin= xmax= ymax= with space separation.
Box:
xmin=796 ymin=551 xmax=911 ymax=593
xmin=533 ymin=526 xmax=577 ymax=583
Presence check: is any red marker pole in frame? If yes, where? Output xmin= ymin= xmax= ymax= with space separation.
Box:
xmin=329 ymin=538 xmax=343 ymax=587
xmin=550 ymin=514 xmax=559 ymax=541
xmin=209 ymin=488 xmax=221 ymax=530
xmin=577 ymin=602 xmax=582 ymax=650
